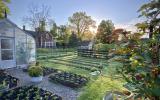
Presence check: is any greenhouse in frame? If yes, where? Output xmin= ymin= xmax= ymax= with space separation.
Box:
xmin=0 ymin=18 xmax=36 ymax=69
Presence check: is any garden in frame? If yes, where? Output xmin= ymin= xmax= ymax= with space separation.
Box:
xmin=0 ymin=0 xmax=159 ymax=100
xmin=36 ymin=47 xmax=127 ymax=99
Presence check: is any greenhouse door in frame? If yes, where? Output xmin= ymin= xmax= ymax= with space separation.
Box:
xmin=0 ymin=37 xmax=16 ymax=69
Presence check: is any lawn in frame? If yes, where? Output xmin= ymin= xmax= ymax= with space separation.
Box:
xmin=78 ymin=76 xmax=125 ymax=100
xmin=37 ymin=48 xmax=126 ymax=99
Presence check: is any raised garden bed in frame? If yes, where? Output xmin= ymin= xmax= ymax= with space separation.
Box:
xmin=0 ymin=85 xmax=62 ymax=100
xmin=49 ymin=72 xmax=88 ymax=88
xmin=43 ymin=67 xmax=58 ymax=76
xmin=0 ymin=70 xmax=19 ymax=89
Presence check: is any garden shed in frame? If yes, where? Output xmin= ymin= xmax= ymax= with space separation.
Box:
xmin=0 ymin=18 xmax=36 ymax=69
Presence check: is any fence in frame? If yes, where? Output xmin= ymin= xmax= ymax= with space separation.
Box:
xmin=77 ymin=49 xmax=108 ymax=59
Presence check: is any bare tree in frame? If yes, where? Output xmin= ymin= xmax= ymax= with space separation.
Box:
xmin=23 ymin=4 xmax=51 ymax=30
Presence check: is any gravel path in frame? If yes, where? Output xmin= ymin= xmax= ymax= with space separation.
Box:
xmin=6 ymin=68 xmax=80 ymax=100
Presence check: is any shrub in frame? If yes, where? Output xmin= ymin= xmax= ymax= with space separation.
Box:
xmin=94 ymin=43 xmax=116 ymax=51
xmin=28 ymin=66 xmax=43 ymax=77
xmin=37 ymin=48 xmax=51 ymax=54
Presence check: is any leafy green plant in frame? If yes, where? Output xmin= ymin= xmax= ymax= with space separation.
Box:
xmin=113 ymin=34 xmax=160 ymax=99
xmin=28 ymin=66 xmax=43 ymax=77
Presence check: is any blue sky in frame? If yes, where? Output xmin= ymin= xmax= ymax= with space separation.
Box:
xmin=8 ymin=0 xmax=149 ymax=31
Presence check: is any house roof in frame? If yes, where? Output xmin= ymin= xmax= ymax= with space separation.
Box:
xmin=25 ymin=30 xmax=54 ymax=39
xmin=24 ymin=30 xmax=38 ymax=38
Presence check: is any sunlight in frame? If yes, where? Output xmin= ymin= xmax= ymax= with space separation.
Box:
xmin=89 ymin=27 xmax=97 ymax=34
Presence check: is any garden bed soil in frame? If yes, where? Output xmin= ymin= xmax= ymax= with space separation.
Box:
xmin=49 ymin=72 xmax=88 ymax=88
xmin=0 ymin=85 xmax=62 ymax=100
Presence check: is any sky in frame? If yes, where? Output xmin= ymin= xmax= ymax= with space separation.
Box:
xmin=8 ymin=0 xmax=150 ymax=32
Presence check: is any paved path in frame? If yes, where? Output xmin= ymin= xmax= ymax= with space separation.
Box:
xmin=6 ymin=68 xmax=80 ymax=100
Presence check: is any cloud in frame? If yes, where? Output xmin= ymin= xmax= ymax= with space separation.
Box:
xmin=115 ymin=18 xmax=145 ymax=33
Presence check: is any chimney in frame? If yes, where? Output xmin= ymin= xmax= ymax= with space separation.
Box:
xmin=4 ymin=9 xmax=7 ymax=18
xmin=23 ymin=25 xmax=25 ymax=31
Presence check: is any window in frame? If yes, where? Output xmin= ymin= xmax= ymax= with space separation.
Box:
xmin=1 ymin=39 xmax=13 ymax=60
xmin=1 ymin=39 xmax=13 ymax=49
xmin=1 ymin=50 xmax=13 ymax=60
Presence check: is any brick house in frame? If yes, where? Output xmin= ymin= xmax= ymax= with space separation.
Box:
xmin=23 ymin=26 xmax=56 ymax=48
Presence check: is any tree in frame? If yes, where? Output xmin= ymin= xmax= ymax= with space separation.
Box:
xmin=50 ymin=20 xmax=58 ymax=37
xmin=68 ymin=12 xmax=96 ymax=40
xmin=0 ymin=0 xmax=10 ymax=19
xmin=68 ymin=32 xmax=79 ymax=47
xmin=135 ymin=22 xmax=148 ymax=33
xmin=56 ymin=25 xmax=71 ymax=48
xmin=38 ymin=20 xmax=46 ymax=32
xmin=138 ymin=0 xmax=160 ymax=65
xmin=82 ymin=31 xmax=94 ymax=41
xmin=113 ymin=1 xmax=160 ymax=99
xmin=138 ymin=0 xmax=160 ymax=26
xmin=96 ymin=20 xmax=115 ymax=43
xmin=23 ymin=4 xmax=51 ymax=30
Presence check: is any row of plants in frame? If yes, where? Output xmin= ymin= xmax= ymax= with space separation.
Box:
xmin=62 ymin=56 xmax=106 ymax=64
xmin=37 ymin=48 xmax=75 ymax=54
xmin=37 ymin=53 xmax=73 ymax=60
xmin=52 ymin=58 xmax=104 ymax=69
xmin=0 ymin=85 xmax=62 ymax=100
xmin=0 ymin=70 xmax=19 ymax=90
xmin=48 ymin=60 xmax=99 ymax=72
xmin=49 ymin=72 xmax=88 ymax=88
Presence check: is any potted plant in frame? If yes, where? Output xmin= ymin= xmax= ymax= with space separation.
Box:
xmin=28 ymin=66 xmax=43 ymax=82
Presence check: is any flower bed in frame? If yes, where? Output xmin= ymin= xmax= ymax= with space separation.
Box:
xmin=0 ymin=70 xmax=19 ymax=89
xmin=49 ymin=72 xmax=88 ymax=88
xmin=0 ymin=86 xmax=62 ymax=100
